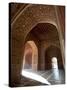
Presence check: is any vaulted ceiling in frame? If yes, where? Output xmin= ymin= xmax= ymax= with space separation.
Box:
xmin=10 ymin=3 xmax=65 ymax=41
xmin=30 ymin=23 xmax=59 ymax=41
xmin=10 ymin=3 xmax=65 ymax=28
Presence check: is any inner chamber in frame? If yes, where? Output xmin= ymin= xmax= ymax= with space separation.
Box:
xmin=21 ymin=23 xmax=65 ymax=85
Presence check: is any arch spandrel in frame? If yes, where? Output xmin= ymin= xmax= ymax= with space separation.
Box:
xmin=11 ymin=5 xmax=58 ymax=41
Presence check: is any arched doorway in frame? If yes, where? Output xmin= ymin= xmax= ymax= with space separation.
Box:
xmin=45 ymin=45 xmax=64 ymax=70
xmin=22 ymin=41 xmax=38 ymax=71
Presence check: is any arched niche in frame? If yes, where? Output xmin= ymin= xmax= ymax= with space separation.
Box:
xmin=45 ymin=45 xmax=64 ymax=70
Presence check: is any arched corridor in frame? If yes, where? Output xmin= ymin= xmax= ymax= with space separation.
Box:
xmin=10 ymin=3 xmax=65 ymax=87
xmin=21 ymin=23 xmax=65 ymax=85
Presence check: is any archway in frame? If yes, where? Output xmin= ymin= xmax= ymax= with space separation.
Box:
xmin=45 ymin=45 xmax=64 ymax=70
xmin=22 ymin=41 xmax=38 ymax=71
xmin=27 ymin=23 xmax=61 ymax=70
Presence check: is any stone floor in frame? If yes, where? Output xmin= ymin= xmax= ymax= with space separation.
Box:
xmin=21 ymin=68 xmax=65 ymax=86
xmin=37 ymin=69 xmax=65 ymax=85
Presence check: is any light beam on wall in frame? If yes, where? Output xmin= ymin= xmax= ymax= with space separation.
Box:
xmin=21 ymin=70 xmax=51 ymax=85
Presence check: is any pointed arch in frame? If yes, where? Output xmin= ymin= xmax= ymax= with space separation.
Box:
xmin=22 ymin=41 xmax=38 ymax=71
xmin=45 ymin=45 xmax=64 ymax=70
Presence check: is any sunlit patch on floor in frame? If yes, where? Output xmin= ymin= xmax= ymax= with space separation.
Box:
xmin=21 ymin=70 xmax=51 ymax=85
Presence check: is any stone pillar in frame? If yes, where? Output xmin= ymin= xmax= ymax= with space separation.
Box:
xmin=10 ymin=38 xmax=25 ymax=87
xmin=38 ymin=42 xmax=45 ymax=70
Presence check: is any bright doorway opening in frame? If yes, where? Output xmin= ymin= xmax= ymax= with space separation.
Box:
xmin=52 ymin=57 xmax=58 ymax=69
